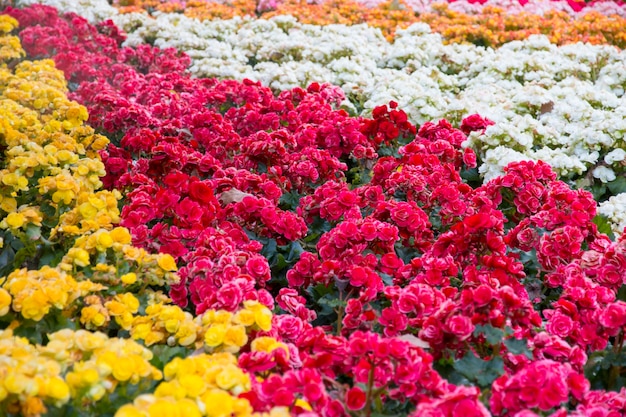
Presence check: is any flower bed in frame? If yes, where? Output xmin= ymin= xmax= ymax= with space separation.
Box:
xmin=43 ymin=0 xmax=626 ymax=227
xmin=2 ymin=3 xmax=626 ymax=417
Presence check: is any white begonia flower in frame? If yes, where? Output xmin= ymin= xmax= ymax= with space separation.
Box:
xmin=480 ymin=146 xmax=534 ymax=182
xmin=598 ymin=193 xmax=626 ymax=237
xmin=17 ymin=0 xmax=118 ymax=22
xmin=604 ymin=149 xmax=626 ymax=165
xmin=592 ymin=166 xmax=617 ymax=183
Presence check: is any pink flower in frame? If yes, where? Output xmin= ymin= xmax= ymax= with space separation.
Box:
xmin=446 ymin=315 xmax=474 ymax=341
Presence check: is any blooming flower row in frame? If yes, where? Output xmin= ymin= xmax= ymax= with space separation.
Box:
xmin=17 ymin=0 xmax=626 ymax=42
xmin=109 ymin=0 xmax=626 ymax=17
xmin=43 ymin=0 xmax=626 ymax=231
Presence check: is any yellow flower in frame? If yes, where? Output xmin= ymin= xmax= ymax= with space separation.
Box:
xmin=157 ymin=254 xmax=177 ymax=271
xmin=223 ymin=325 xmax=248 ymax=348
xmin=250 ymin=337 xmax=289 ymax=357
xmin=295 ymin=399 xmax=312 ymax=411
xmin=21 ymin=291 xmax=51 ymax=321
xmin=111 ymin=227 xmax=132 ymax=244
xmin=175 ymin=321 xmax=198 ymax=347
xmin=253 ymin=308 xmax=273 ymax=332
xmin=233 ymin=309 xmax=255 ymax=326
xmin=0 ymin=15 xmax=18 ymax=34
xmin=215 ymin=364 xmax=248 ymax=391
xmin=21 ymin=397 xmax=46 ymax=417
xmin=5 ymin=212 xmax=25 ymax=228
xmin=0 ymin=289 xmax=11 ymax=316
xmin=0 ymin=196 xmax=17 ymax=213
xmin=96 ymin=231 xmax=114 ymax=250
xmin=111 ymin=356 xmax=135 ymax=382
xmin=178 ymin=374 xmax=205 ymax=397
xmin=154 ymin=381 xmax=185 ymax=399
xmin=68 ymin=247 xmax=91 ymax=267
xmin=46 ymin=376 xmax=70 ymax=402
xmin=119 ymin=293 xmax=140 ymax=312
xmin=202 ymin=390 xmax=234 ymax=417
xmin=115 ymin=405 xmax=144 ymax=417
xmin=147 ymin=399 xmax=180 ymax=417
xmin=204 ymin=324 xmax=227 ymax=347
xmin=176 ymin=399 xmax=202 ymax=417
xmin=80 ymin=305 xmax=108 ymax=328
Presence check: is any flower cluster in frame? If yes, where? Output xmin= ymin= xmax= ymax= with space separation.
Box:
xmin=86 ymin=8 xmax=626 ymax=216
xmin=103 ymin=0 xmax=626 ymax=42
xmin=0 ymin=328 xmax=162 ymax=416
xmin=421 ymin=4 xmax=626 ymax=47
xmin=0 ymin=330 xmax=70 ymax=417
xmin=116 ymin=352 xmax=252 ymax=417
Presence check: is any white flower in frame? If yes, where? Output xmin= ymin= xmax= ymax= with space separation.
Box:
xmin=598 ymin=193 xmax=626 ymax=237
xmin=604 ymin=148 xmax=626 ymax=165
xmin=592 ymin=166 xmax=617 ymax=183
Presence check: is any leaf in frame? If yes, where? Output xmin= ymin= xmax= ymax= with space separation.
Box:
xmin=453 ymin=351 xmax=504 ymax=387
xmin=591 ymin=183 xmax=607 ymax=201
xmin=280 ymin=191 xmax=302 ymax=210
xmin=149 ymin=345 xmax=188 ymax=369
xmin=0 ymin=245 xmax=15 ymax=276
xmin=477 ymin=357 xmax=504 ymax=386
xmin=454 ymin=351 xmax=484 ymax=377
xmin=504 ymin=338 xmax=533 ymax=359
xmin=593 ymin=214 xmax=616 ymax=241
xmin=317 ymin=294 xmax=344 ymax=309
xmin=608 ymin=176 xmax=626 ymax=196
xmin=25 ymin=224 xmax=41 ymax=241
xmin=262 ymin=237 xmax=277 ymax=255
xmin=287 ymin=241 xmax=303 ymax=263
xmin=473 ymin=324 xmax=505 ymax=345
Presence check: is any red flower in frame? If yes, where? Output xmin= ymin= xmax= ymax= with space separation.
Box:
xmin=345 ymin=387 xmax=367 ymax=410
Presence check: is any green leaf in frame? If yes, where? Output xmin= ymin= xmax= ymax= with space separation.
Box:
xmin=279 ymin=191 xmax=302 ymax=210
xmin=149 ymin=345 xmax=188 ymax=369
xmin=504 ymin=338 xmax=533 ymax=359
xmin=476 ymin=357 xmax=504 ymax=386
xmin=591 ymin=183 xmax=607 ymax=201
xmin=473 ymin=324 xmax=505 ymax=345
xmin=453 ymin=351 xmax=504 ymax=387
xmin=600 ymin=351 xmax=626 ymax=369
xmin=0 ymin=245 xmax=16 ymax=276
xmin=607 ymin=176 xmax=626 ymax=196
xmin=25 ymin=224 xmax=41 ymax=241
xmin=317 ymin=294 xmax=344 ymax=309
xmin=593 ymin=214 xmax=616 ymax=241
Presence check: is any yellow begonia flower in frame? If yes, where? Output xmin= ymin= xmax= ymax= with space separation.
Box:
xmin=0 ymin=288 xmax=11 ymax=316
xmin=233 ymin=309 xmax=256 ymax=326
xmin=204 ymin=324 xmax=227 ymax=347
xmin=110 ymin=227 xmax=132 ymax=244
xmin=224 ymin=325 xmax=248 ymax=348
xmin=5 ymin=212 xmax=25 ymax=228
xmin=202 ymin=390 xmax=234 ymax=417
xmin=157 ymin=254 xmax=177 ymax=271
xmin=250 ymin=337 xmax=289 ymax=358
xmin=0 ymin=15 xmax=19 ymax=34
xmin=120 ymin=272 xmax=137 ymax=285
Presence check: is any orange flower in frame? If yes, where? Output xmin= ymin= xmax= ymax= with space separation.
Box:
xmin=112 ymin=0 xmax=626 ymax=47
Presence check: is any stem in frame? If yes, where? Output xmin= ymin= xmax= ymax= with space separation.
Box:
xmin=608 ymin=331 xmax=624 ymax=390
xmin=364 ymin=362 xmax=375 ymax=417
xmin=336 ymin=306 xmax=343 ymax=335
